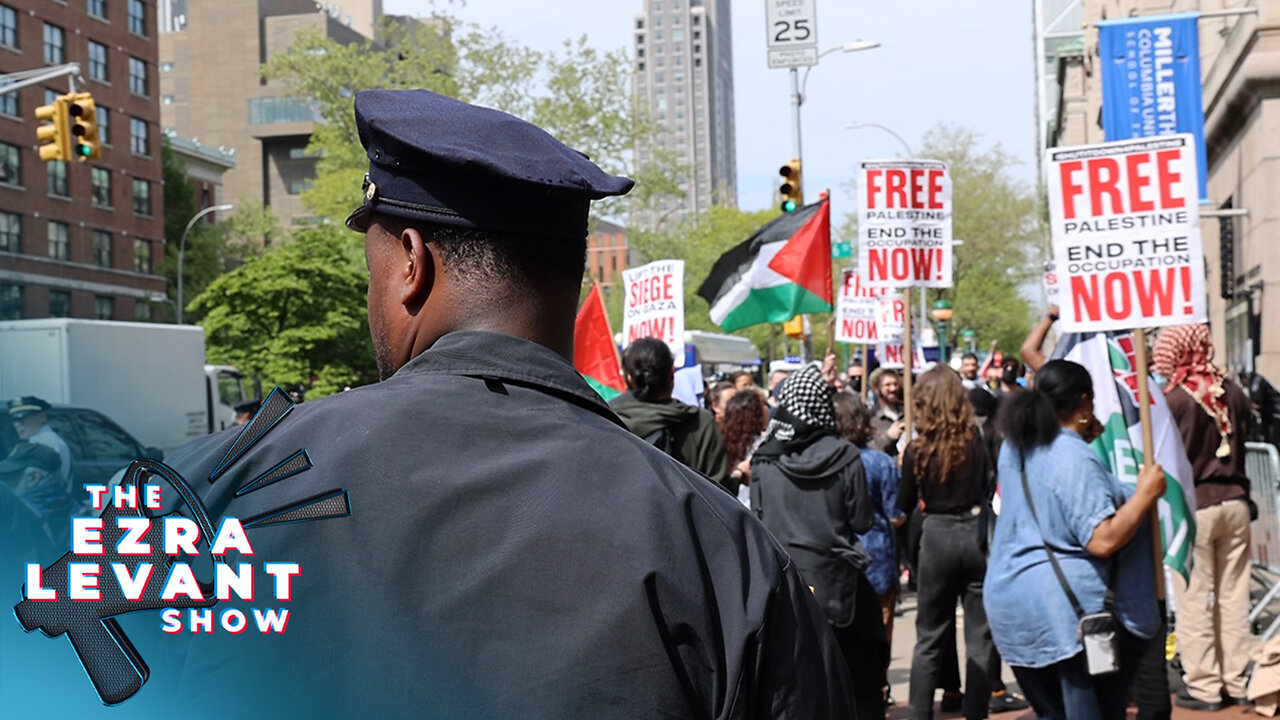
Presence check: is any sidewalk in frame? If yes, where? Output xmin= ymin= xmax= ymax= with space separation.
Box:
xmin=887 ymin=592 xmax=1255 ymax=720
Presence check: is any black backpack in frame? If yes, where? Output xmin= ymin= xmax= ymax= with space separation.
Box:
xmin=642 ymin=424 xmax=683 ymax=463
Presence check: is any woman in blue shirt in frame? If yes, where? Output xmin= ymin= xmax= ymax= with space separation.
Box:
xmin=985 ymin=360 xmax=1165 ymax=720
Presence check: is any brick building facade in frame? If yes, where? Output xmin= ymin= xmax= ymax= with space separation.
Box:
xmin=0 ymin=0 xmax=166 ymax=321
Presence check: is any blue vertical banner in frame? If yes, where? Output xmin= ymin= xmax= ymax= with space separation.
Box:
xmin=1098 ymin=12 xmax=1209 ymax=202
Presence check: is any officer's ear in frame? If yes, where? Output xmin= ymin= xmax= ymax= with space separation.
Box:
xmin=397 ymin=226 xmax=435 ymax=307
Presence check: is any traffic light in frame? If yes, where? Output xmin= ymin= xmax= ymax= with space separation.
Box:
xmin=65 ymin=93 xmax=100 ymax=161
xmin=35 ymin=97 xmax=70 ymax=163
xmin=778 ymin=158 xmax=802 ymax=212
xmin=783 ymin=315 xmax=805 ymax=338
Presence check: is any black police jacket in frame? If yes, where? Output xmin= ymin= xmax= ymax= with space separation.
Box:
xmin=152 ymin=331 xmax=854 ymax=720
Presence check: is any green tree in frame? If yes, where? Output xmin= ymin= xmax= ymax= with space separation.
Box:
xmin=192 ymin=225 xmax=376 ymax=398
xmin=265 ymin=18 xmax=672 ymax=227
xmin=161 ymin=141 xmax=269 ymax=323
xmin=916 ymin=125 xmax=1044 ymax=355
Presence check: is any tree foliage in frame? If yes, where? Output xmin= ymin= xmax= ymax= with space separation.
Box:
xmin=192 ymin=226 xmax=376 ymax=398
xmin=265 ymin=18 xmax=678 ymax=226
xmin=160 ymin=141 xmax=268 ymax=323
xmin=916 ymin=125 xmax=1045 ymax=355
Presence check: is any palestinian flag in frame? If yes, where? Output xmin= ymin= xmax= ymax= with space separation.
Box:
xmin=574 ymin=283 xmax=626 ymax=401
xmin=697 ymin=199 xmax=833 ymax=332
xmin=1053 ymin=331 xmax=1197 ymax=580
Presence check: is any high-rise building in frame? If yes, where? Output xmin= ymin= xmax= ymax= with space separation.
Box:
xmin=632 ymin=0 xmax=737 ymax=230
xmin=158 ymin=0 xmax=376 ymax=230
xmin=1044 ymin=0 xmax=1279 ymax=381
xmin=0 ymin=0 xmax=167 ymax=321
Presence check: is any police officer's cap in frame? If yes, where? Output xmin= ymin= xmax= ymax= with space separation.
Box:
xmin=345 ymin=89 xmax=635 ymax=240
xmin=7 ymin=396 xmax=51 ymax=420
xmin=234 ymin=399 xmax=261 ymax=415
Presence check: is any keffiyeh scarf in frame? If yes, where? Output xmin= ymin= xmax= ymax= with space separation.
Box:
xmin=764 ymin=363 xmax=837 ymax=445
xmin=1152 ymin=324 xmax=1233 ymax=458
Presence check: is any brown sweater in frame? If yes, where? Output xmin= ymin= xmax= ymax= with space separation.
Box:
xmin=1165 ymin=379 xmax=1252 ymax=509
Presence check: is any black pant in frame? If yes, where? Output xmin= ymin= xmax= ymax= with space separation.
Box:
xmin=909 ymin=513 xmax=993 ymax=720
xmin=833 ymin=571 xmax=889 ymax=720
xmin=1011 ymin=624 xmax=1150 ymax=720
xmin=1130 ymin=607 xmax=1170 ymax=720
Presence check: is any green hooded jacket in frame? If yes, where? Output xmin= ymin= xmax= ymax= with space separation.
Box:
xmin=609 ymin=393 xmax=731 ymax=492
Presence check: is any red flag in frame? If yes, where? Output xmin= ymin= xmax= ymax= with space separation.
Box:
xmin=767 ymin=198 xmax=833 ymax=306
xmin=574 ymin=284 xmax=626 ymax=400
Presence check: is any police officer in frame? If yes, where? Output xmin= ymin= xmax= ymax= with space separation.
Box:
xmin=148 ymin=90 xmax=855 ymax=719
xmin=7 ymin=396 xmax=71 ymax=492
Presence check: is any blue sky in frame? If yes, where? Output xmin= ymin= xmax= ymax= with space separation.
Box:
xmin=383 ymin=0 xmax=1039 ymax=218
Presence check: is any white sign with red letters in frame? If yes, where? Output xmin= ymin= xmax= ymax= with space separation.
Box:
xmin=857 ymin=160 xmax=953 ymax=289
xmin=1046 ymin=134 xmax=1205 ymax=332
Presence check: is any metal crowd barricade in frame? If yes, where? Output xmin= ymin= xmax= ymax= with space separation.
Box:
xmin=1248 ymin=441 xmax=1280 ymax=642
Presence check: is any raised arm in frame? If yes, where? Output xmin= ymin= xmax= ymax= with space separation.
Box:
xmin=1020 ymin=305 xmax=1059 ymax=372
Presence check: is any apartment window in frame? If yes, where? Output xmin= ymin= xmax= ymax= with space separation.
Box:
xmin=653 ymin=16 xmax=662 ymax=27
xmin=0 ymin=92 xmax=15 ymax=118
xmin=91 ymin=167 xmax=112 ymax=206
xmin=655 ymin=30 xmax=663 ymax=41
xmin=133 ymin=238 xmax=151 ymax=273
xmin=96 ymin=105 xmax=110 ymax=144
xmin=47 ymin=160 xmax=68 ymax=197
xmin=43 ymin=23 xmax=64 ymax=64
xmin=128 ymin=0 xmax=146 ymax=36
xmin=693 ymin=15 xmax=700 ymax=24
xmin=651 ymin=1 xmax=661 ymax=10
xmin=636 ymin=47 xmax=644 ymax=59
xmin=248 ymin=97 xmax=319 ymax=125
xmin=673 ymin=30 xmax=683 ymax=41
xmin=637 ymin=61 xmax=645 ymax=72
xmin=0 ymin=284 xmax=22 ymax=320
xmin=162 ymin=95 xmax=174 ymax=105
xmin=674 ymin=15 xmax=682 ymax=26
xmin=288 ymin=180 xmax=312 ymax=195
xmin=656 ymin=57 xmax=664 ymax=68
xmin=0 ymin=211 xmax=17 ymax=252
xmin=161 ymin=61 xmax=174 ymax=72
xmin=89 ymin=41 xmax=108 ymax=82
xmin=88 ymin=0 xmax=106 ymax=19
xmin=93 ymin=230 xmax=111 ymax=267
xmin=45 ymin=88 xmax=58 ymax=105
xmin=49 ymin=290 xmax=70 ymax=318
xmin=47 ymin=221 xmax=68 ymax=260
xmin=636 ymin=18 xmax=643 ymax=29
xmin=132 ymin=178 xmax=150 ymax=215
xmin=134 ymin=301 xmax=151 ymax=321
xmin=656 ymin=72 xmax=664 ymax=83
xmin=94 ymin=296 xmax=113 ymax=320
xmin=128 ymin=57 xmax=147 ymax=96
xmin=693 ymin=30 xmax=701 ymax=40
xmin=0 ymin=4 xmax=15 ymax=48
xmin=130 ymin=117 xmax=148 ymax=155
xmin=0 ymin=141 xmax=17 ymax=186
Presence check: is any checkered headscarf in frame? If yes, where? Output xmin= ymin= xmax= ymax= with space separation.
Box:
xmin=1152 ymin=324 xmax=1233 ymax=457
xmin=765 ymin=363 xmax=836 ymax=443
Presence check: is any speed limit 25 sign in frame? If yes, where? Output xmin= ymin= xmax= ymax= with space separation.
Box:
xmin=765 ymin=0 xmax=818 ymax=69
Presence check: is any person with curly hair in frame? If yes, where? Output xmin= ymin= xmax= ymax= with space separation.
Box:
xmin=723 ymin=388 xmax=770 ymax=504
xmin=899 ymin=366 xmax=996 ymax=720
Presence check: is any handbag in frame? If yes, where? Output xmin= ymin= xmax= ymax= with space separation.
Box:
xmin=1019 ymin=460 xmax=1120 ymax=676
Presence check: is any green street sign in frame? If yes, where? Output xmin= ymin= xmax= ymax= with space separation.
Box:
xmin=831 ymin=240 xmax=853 ymax=259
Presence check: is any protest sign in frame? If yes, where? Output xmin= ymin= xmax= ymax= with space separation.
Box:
xmin=875 ymin=293 xmax=906 ymax=342
xmin=622 ymin=260 xmax=686 ymax=367
xmin=1046 ymin=134 xmax=1205 ymax=332
xmin=857 ymin=160 xmax=953 ymax=288
xmin=878 ymin=335 xmax=926 ymax=371
xmin=835 ymin=268 xmax=887 ymax=344
xmin=1043 ymin=261 xmax=1060 ymax=306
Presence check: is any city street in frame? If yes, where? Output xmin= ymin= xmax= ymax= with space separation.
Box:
xmin=887 ymin=591 xmax=1258 ymax=720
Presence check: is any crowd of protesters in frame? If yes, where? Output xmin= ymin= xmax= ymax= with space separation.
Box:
xmin=603 ymin=313 xmax=1273 ymax=720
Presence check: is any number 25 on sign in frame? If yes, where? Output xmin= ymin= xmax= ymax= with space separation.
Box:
xmin=1046 ymin=134 xmax=1205 ymax=332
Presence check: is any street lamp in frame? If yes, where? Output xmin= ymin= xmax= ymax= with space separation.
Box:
xmin=788 ymin=40 xmax=881 ymax=171
xmin=931 ymin=298 xmax=954 ymax=364
xmin=845 ymin=121 xmax=916 ymax=157
xmin=176 ymin=203 xmax=233 ymax=324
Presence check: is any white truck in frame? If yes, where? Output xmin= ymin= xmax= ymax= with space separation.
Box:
xmin=0 ymin=319 xmax=256 ymax=455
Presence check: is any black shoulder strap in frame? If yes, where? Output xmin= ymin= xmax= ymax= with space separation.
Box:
xmin=1019 ymin=457 xmax=1115 ymax=619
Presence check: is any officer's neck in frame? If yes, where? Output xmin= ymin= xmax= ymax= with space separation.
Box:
xmin=413 ymin=291 xmax=576 ymax=363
